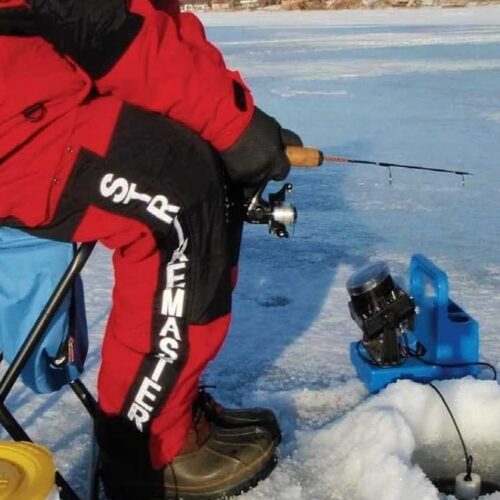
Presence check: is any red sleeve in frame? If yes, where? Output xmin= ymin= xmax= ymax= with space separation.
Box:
xmin=96 ymin=0 xmax=254 ymax=151
xmin=177 ymin=13 xmax=251 ymax=95
xmin=177 ymin=12 xmax=225 ymax=67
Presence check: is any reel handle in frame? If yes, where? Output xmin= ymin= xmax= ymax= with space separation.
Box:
xmin=286 ymin=146 xmax=324 ymax=168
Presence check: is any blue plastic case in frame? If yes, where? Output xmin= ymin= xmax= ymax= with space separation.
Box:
xmin=351 ymin=254 xmax=479 ymax=393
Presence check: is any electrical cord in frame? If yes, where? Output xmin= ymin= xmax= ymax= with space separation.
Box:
xmin=414 ymin=356 xmax=497 ymax=381
xmin=427 ymin=382 xmax=474 ymax=480
xmin=401 ymin=337 xmax=497 ymax=382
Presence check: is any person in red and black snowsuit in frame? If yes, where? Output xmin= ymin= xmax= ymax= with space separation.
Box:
xmin=0 ymin=0 xmax=302 ymax=498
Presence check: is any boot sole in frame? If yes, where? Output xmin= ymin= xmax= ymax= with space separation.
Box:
xmin=163 ymin=450 xmax=279 ymax=500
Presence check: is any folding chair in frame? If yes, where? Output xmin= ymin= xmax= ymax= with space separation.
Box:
xmin=0 ymin=228 xmax=99 ymax=499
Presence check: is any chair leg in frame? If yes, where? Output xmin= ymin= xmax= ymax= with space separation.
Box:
xmin=70 ymin=379 xmax=99 ymax=420
xmin=70 ymin=379 xmax=102 ymax=499
xmin=0 ymin=402 xmax=30 ymax=442
xmin=87 ymin=419 xmax=102 ymax=500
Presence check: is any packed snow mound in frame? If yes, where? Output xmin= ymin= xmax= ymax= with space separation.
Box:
xmin=243 ymin=378 xmax=500 ymax=500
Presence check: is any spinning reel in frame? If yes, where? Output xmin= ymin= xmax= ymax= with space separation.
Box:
xmin=245 ymin=182 xmax=297 ymax=238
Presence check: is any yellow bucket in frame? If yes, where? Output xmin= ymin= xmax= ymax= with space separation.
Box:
xmin=0 ymin=442 xmax=57 ymax=499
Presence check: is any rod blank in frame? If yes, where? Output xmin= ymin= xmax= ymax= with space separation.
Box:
xmin=286 ymin=146 xmax=472 ymax=177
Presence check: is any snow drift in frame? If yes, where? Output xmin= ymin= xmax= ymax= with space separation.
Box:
xmin=244 ymin=379 xmax=500 ymax=500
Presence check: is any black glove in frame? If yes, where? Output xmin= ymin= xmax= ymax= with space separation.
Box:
xmin=221 ymin=107 xmax=303 ymax=188
xmin=27 ymin=0 xmax=143 ymax=78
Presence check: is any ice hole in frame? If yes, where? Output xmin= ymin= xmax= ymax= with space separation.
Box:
xmin=412 ymin=442 xmax=500 ymax=497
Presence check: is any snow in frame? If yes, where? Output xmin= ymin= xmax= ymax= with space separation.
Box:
xmin=245 ymin=379 xmax=500 ymax=500
xmin=3 ymin=7 xmax=500 ymax=500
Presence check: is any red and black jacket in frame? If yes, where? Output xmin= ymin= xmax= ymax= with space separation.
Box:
xmin=0 ymin=0 xmax=255 ymax=226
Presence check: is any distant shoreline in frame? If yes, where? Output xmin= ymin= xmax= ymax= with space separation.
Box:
xmin=183 ymin=1 xmax=500 ymax=12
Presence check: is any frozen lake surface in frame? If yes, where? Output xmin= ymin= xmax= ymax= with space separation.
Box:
xmin=5 ymin=8 xmax=500 ymax=499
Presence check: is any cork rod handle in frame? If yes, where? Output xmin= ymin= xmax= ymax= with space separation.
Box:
xmin=286 ymin=146 xmax=324 ymax=168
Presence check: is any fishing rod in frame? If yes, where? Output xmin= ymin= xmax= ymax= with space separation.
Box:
xmin=245 ymin=146 xmax=473 ymax=238
xmin=285 ymin=146 xmax=472 ymax=184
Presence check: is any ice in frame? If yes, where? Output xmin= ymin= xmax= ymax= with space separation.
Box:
xmin=244 ymin=379 xmax=500 ymax=500
xmin=2 ymin=7 xmax=500 ymax=500
xmin=482 ymin=111 xmax=500 ymax=124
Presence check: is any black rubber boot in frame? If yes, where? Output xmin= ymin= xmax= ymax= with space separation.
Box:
xmin=196 ymin=388 xmax=282 ymax=446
